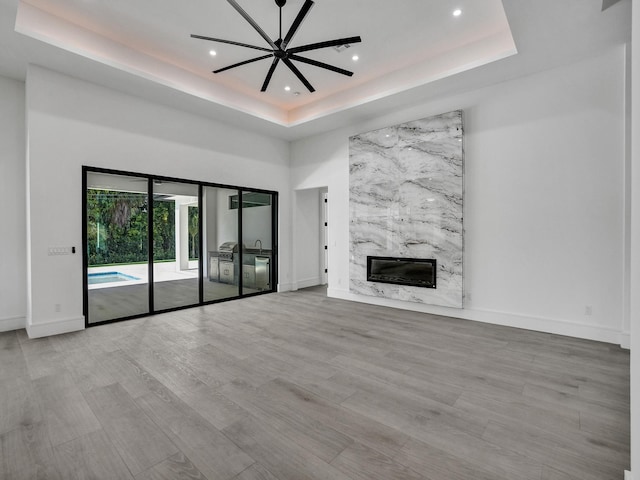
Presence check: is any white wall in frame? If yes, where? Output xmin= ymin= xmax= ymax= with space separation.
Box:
xmin=25 ymin=65 xmax=291 ymax=337
xmin=291 ymin=46 xmax=628 ymax=345
xmin=293 ymin=188 xmax=323 ymax=289
xmin=629 ymin=0 xmax=639 ymax=476
xmin=0 ymin=75 xmax=26 ymax=332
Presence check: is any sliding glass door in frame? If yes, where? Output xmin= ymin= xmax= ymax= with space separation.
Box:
xmin=85 ymin=172 xmax=150 ymax=324
xmin=202 ymin=186 xmax=240 ymax=302
xmin=152 ymin=180 xmax=200 ymax=311
xmin=241 ymin=191 xmax=275 ymax=296
xmin=83 ymin=167 xmax=278 ymax=326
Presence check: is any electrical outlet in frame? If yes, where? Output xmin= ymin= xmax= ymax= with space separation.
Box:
xmin=584 ymin=305 xmax=592 ymax=316
xmin=54 ymin=304 xmax=61 ymax=313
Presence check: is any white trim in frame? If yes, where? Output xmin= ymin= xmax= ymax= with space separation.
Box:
xmin=278 ymin=282 xmax=294 ymax=292
xmin=321 ymin=190 xmax=329 ymax=286
xmin=295 ymin=277 xmax=322 ymax=290
xmin=26 ymin=315 xmax=84 ymax=339
xmin=0 ymin=316 xmax=26 ymax=332
xmin=625 ymin=471 xmax=632 ymax=480
xmin=621 ymin=332 xmax=631 ymax=349
xmin=328 ymin=288 xmax=624 ymax=345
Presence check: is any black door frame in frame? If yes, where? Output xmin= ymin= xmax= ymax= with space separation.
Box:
xmin=82 ymin=166 xmax=279 ymax=327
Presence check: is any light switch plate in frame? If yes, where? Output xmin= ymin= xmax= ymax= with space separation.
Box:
xmin=48 ymin=246 xmax=72 ymax=256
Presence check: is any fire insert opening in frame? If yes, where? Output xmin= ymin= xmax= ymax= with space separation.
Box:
xmin=367 ymin=256 xmax=436 ymax=289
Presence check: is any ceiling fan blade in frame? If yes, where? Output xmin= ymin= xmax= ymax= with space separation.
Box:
xmin=288 ymin=36 xmax=362 ymax=54
xmin=283 ymin=58 xmax=315 ymax=92
xmin=261 ymin=58 xmax=280 ymax=92
xmin=213 ymin=54 xmax=273 ymax=74
xmin=289 ymin=55 xmax=353 ymax=76
xmin=191 ymin=34 xmax=272 ymax=52
xmin=281 ymin=0 xmax=314 ymax=50
xmin=227 ymin=0 xmax=279 ymax=50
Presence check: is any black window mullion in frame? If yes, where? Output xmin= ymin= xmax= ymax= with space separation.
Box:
xmin=148 ymin=178 xmax=154 ymax=313
xmin=238 ymin=188 xmax=244 ymax=296
xmin=198 ymin=184 xmax=204 ymax=304
xmin=271 ymin=192 xmax=278 ymax=292
xmin=82 ymin=166 xmax=89 ymax=326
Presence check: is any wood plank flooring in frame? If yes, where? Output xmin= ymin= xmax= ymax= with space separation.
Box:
xmin=1 ymin=286 xmax=630 ymax=479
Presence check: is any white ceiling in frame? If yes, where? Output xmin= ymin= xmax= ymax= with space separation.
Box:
xmin=0 ymin=0 xmax=632 ymax=140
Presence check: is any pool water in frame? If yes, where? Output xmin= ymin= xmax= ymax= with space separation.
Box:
xmin=88 ymin=272 xmax=140 ymax=285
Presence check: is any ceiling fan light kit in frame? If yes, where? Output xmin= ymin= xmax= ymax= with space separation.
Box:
xmin=191 ymin=0 xmax=361 ymax=93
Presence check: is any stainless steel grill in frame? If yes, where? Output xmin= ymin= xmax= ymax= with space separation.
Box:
xmin=217 ymin=241 xmax=239 ymax=261
xmin=208 ymin=242 xmax=241 ymax=284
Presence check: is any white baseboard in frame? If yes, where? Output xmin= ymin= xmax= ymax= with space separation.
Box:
xmin=294 ymin=277 xmax=322 ymax=290
xmin=277 ymin=283 xmax=294 ymax=292
xmin=0 ymin=315 xmax=26 ymax=332
xmin=26 ymin=315 xmax=84 ymax=339
xmin=328 ymin=288 xmax=623 ymax=345
xmin=625 ymin=470 xmax=632 ymax=480
xmin=620 ymin=332 xmax=631 ymax=349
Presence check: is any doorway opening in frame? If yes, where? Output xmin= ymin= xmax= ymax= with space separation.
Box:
xmin=293 ymin=187 xmax=328 ymax=290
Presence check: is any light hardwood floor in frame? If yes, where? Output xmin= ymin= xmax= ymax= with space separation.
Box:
xmin=1 ymin=286 xmax=630 ymax=479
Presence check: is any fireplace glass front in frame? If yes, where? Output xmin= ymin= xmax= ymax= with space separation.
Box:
xmin=367 ymin=256 xmax=436 ymax=288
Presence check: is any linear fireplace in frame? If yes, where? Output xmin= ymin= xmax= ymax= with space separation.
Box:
xmin=367 ymin=256 xmax=436 ymax=289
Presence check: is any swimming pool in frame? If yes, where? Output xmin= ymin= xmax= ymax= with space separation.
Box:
xmin=88 ymin=272 xmax=141 ymax=285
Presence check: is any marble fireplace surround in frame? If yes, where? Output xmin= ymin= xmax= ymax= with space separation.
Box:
xmin=349 ymin=110 xmax=464 ymax=308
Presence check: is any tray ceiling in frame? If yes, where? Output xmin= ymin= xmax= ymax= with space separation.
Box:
xmin=14 ymin=0 xmax=516 ymax=125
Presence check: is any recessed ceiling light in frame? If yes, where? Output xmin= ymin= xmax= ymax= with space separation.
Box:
xmin=209 ymin=50 xmax=217 ymax=56
xmin=453 ymin=8 xmax=462 ymax=17
xmin=352 ymin=55 xmax=359 ymax=61
xmin=284 ymin=86 xmax=291 ymax=91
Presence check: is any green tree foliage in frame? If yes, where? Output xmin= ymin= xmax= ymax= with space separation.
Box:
xmin=86 ymin=189 xmax=175 ymax=266
xmin=188 ymin=206 xmax=199 ymax=260
xmin=152 ymin=198 xmax=175 ymax=262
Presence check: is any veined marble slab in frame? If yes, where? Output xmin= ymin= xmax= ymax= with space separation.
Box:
xmin=349 ymin=110 xmax=463 ymax=308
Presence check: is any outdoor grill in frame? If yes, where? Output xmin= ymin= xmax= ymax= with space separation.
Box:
xmin=209 ymin=242 xmax=242 ymax=284
xmin=217 ymin=241 xmax=240 ymax=261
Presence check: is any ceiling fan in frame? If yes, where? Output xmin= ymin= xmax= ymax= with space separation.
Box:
xmin=191 ymin=0 xmax=361 ymax=93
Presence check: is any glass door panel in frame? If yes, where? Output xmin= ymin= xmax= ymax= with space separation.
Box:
xmin=202 ymin=187 xmax=240 ymax=302
xmin=152 ymin=180 xmax=200 ymax=311
xmin=86 ymin=172 xmax=149 ymax=324
xmin=241 ymin=191 xmax=274 ymax=295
